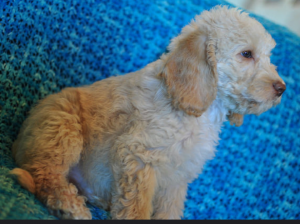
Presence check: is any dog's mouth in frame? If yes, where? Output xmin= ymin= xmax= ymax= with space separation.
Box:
xmin=246 ymin=99 xmax=262 ymax=114
xmin=221 ymin=86 xmax=283 ymax=115
xmin=231 ymin=91 xmax=282 ymax=115
xmin=244 ymin=95 xmax=282 ymax=115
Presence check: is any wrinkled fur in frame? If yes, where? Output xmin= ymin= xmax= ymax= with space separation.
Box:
xmin=10 ymin=6 xmax=285 ymax=219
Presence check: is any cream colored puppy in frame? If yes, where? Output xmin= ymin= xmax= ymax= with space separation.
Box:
xmin=10 ymin=6 xmax=286 ymax=219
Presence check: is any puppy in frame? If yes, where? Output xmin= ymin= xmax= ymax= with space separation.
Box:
xmin=10 ymin=6 xmax=286 ymax=219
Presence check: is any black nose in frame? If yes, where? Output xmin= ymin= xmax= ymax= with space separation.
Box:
xmin=273 ymin=81 xmax=286 ymax=97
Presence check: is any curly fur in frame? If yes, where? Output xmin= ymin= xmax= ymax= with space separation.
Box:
xmin=10 ymin=6 xmax=285 ymax=219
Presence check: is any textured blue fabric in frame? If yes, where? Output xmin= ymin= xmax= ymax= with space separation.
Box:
xmin=0 ymin=0 xmax=299 ymax=220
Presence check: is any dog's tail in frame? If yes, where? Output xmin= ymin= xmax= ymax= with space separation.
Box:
xmin=9 ymin=168 xmax=36 ymax=194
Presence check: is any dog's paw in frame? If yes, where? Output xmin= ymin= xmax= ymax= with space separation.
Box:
xmin=49 ymin=207 xmax=92 ymax=220
xmin=47 ymin=195 xmax=92 ymax=220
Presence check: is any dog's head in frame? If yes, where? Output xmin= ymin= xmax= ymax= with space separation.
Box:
xmin=160 ymin=6 xmax=285 ymax=125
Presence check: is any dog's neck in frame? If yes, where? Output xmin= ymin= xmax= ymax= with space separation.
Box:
xmin=204 ymin=96 xmax=228 ymax=125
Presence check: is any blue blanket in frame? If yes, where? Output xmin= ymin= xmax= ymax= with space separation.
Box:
xmin=0 ymin=0 xmax=299 ymax=219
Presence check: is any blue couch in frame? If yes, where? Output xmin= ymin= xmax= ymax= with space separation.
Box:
xmin=0 ymin=0 xmax=299 ymax=219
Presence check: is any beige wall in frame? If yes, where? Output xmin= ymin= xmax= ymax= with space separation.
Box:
xmin=227 ymin=0 xmax=300 ymax=36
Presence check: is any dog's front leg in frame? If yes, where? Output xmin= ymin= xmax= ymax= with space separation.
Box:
xmin=152 ymin=184 xmax=187 ymax=219
xmin=110 ymin=140 xmax=157 ymax=219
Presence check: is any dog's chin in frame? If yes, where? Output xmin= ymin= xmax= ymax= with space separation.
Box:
xmin=242 ymin=96 xmax=282 ymax=116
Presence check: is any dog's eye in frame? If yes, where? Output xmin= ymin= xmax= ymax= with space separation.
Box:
xmin=241 ymin=51 xmax=252 ymax=58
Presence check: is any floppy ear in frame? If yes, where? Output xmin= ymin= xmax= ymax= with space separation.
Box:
xmin=227 ymin=112 xmax=244 ymax=127
xmin=160 ymin=29 xmax=218 ymax=117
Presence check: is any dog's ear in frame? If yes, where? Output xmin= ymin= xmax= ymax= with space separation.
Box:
xmin=160 ymin=29 xmax=218 ymax=117
xmin=227 ymin=112 xmax=244 ymax=127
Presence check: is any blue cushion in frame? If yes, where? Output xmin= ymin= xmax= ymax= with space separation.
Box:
xmin=0 ymin=0 xmax=299 ymax=219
